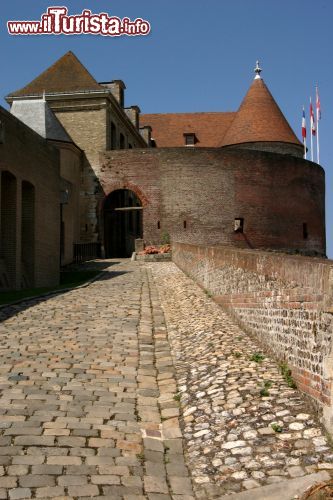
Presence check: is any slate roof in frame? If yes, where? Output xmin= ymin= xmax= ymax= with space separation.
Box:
xmin=7 ymin=51 xmax=103 ymax=97
xmin=11 ymin=99 xmax=73 ymax=143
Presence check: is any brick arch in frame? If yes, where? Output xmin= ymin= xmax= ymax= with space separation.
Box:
xmin=99 ymin=181 xmax=149 ymax=212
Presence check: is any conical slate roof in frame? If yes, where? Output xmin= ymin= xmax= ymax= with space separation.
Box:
xmin=11 ymin=99 xmax=73 ymax=142
xmin=221 ymin=78 xmax=302 ymax=147
xmin=8 ymin=51 xmax=102 ymax=97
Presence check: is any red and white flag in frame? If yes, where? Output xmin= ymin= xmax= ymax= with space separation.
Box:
xmin=316 ymin=86 xmax=321 ymax=121
xmin=310 ymin=97 xmax=316 ymax=136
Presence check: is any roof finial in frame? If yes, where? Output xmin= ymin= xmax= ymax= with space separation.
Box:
xmin=254 ymin=60 xmax=262 ymax=79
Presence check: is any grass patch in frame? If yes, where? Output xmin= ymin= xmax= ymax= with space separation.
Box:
xmin=233 ymin=351 xmax=242 ymax=358
xmin=136 ymin=452 xmax=145 ymax=464
xmin=250 ymin=352 xmax=265 ymax=363
xmin=0 ymin=270 xmax=101 ymax=305
xmin=271 ymin=423 xmax=283 ymax=433
xmin=173 ymin=393 xmax=181 ymax=402
xmin=279 ymin=362 xmax=297 ymax=389
xmin=260 ymin=380 xmax=273 ymax=397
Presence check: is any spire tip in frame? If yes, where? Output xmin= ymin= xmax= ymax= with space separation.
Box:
xmin=254 ymin=60 xmax=262 ymax=79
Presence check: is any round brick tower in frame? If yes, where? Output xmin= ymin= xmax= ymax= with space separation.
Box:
xmin=217 ymin=62 xmax=326 ymax=256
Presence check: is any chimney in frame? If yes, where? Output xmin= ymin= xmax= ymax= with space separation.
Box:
xmin=99 ymin=80 xmax=126 ymax=107
xmin=125 ymin=106 xmax=141 ymax=129
xmin=140 ymin=126 xmax=152 ymax=146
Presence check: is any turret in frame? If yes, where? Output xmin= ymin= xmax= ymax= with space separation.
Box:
xmin=221 ymin=62 xmax=304 ymax=158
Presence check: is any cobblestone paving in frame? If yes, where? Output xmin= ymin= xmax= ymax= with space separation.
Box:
xmin=0 ymin=260 xmax=193 ymax=500
xmin=149 ymin=262 xmax=333 ymax=499
xmin=1 ymin=259 xmax=332 ymax=500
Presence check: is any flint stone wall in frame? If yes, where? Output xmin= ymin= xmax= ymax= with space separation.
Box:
xmin=172 ymin=242 xmax=333 ymax=431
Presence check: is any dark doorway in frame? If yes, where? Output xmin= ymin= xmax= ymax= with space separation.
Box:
xmin=1 ymin=171 xmax=17 ymax=288
xmin=104 ymin=189 xmax=143 ymax=257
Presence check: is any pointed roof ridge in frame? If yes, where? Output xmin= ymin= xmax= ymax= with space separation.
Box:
xmin=11 ymin=98 xmax=74 ymax=143
xmin=221 ymin=77 xmax=302 ymax=147
xmin=7 ymin=51 xmax=102 ymax=98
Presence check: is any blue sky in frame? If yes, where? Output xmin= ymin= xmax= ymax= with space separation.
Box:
xmin=1 ymin=0 xmax=332 ymax=256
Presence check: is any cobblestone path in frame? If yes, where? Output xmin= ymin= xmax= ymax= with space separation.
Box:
xmin=0 ymin=261 xmax=193 ymax=500
xmin=0 ymin=260 xmax=332 ymax=500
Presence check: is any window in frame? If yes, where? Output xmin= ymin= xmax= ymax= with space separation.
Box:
xmin=120 ymin=133 xmax=125 ymax=149
xmin=183 ymin=220 xmax=187 ymax=229
xmin=303 ymin=223 xmax=308 ymax=239
xmin=234 ymin=218 xmax=244 ymax=233
xmin=184 ymin=133 xmax=196 ymax=146
xmin=157 ymin=221 xmax=160 ymax=229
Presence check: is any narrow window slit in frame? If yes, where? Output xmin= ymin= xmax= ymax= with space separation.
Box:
xmin=303 ymin=223 xmax=308 ymax=239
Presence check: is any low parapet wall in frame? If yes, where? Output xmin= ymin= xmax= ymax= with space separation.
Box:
xmin=172 ymin=242 xmax=333 ymax=431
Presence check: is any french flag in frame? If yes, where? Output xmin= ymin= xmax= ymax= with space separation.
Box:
xmin=302 ymin=107 xmax=306 ymax=139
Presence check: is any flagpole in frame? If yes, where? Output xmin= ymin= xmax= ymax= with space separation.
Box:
xmin=310 ymin=129 xmax=313 ymax=162
xmin=310 ymin=97 xmax=314 ymax=162
xmin=317 ymin=117 xmax=320 ymax=164
xmin=316 ymin=85 xmax=320 ymax=164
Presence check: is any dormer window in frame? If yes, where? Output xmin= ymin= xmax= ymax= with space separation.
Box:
xmin=184 ymin=133 xmax=196 ymax=146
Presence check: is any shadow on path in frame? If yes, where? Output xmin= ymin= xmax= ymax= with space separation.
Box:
xmin=0 ymin=260 xmax=130 ymax=323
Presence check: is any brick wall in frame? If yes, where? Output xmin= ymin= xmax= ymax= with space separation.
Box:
xmin=172 ymin=242 xmax=333 ymax=431
xmin=99 ymin=150 xmax=162 ymax=248
xmin=99 ymin=147 xmax=325 ymax=256
xmin=0 ymin=106 xmax=60 ymax=288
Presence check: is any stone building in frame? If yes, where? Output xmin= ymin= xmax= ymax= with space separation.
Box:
xmin=2 ymin=52 xmax=326 ymax=288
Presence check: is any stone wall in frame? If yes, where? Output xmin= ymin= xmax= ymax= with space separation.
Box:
xmin=58 ymin=143 xmax=82 ymax=266
xmin=172 ymin=242 xmax=333 ymax=431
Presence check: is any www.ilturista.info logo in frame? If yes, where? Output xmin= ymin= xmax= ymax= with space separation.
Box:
xmin=7 ymin=7 xmax=151 ymax=36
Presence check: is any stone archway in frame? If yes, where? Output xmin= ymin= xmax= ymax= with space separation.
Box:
xmin=103 ymin=189 xmax=143 ymax=258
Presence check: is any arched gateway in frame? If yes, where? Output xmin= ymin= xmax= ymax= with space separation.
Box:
xmin=103 ymin=189 xmax=143 ymax=258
